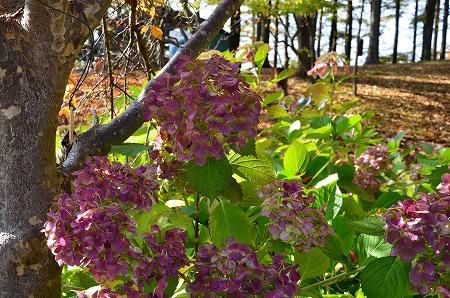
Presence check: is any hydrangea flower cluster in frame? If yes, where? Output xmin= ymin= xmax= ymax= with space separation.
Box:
xmin=130 ymin=225 xmax=190 ymax=297
xmin=307 ymin=52 xmax=350 ymax=79
xmin=73 ymin=156 xmax=159 ymax=209
xmin=353 ymin=145 xmax=390 ymax=190
xmin=44 ymin=157 xmax=189 ymax=297
xmin=143 ymin=54 xmax=262 ymax=165
xmin=187 ymin=238 xmax=300 ymax=297
xmin=45 ymin=157 xmax=158 ymax=280
xmin=259 ymin=180 xmax=334 ymax=252
xmin=383 ymin=171 xmax=449 ymax=295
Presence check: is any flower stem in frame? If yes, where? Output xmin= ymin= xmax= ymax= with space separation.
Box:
xmin=194 ymin=193 xmax=200 ymax=255
xmin=300 ymin=267 xmax=366 ymax=291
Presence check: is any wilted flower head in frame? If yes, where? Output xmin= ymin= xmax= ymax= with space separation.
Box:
xmin=187 ymin=238 xmax=300 ymax=297
xmin=353 ymin=145 xmax=390 ymax=191
xmin=383 ymin=171 xmax=450 ymax=295
xmin=307 ymin=52 xmax=350 ymax=79
xmin=259 ymin=180 xmax=333 ymax=252
xmin=143 ymin=55 xmax=262 ymax=165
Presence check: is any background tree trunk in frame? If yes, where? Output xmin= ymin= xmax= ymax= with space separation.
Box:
xmin=284 ymin=14 xmax=290 ymax=68
xmin=329 ymin=0 xmax=338 ymax=52
xmin=392 ymin=0 xmax=401 ymax=63
xmin=365 ymin=0 xmax=382 ymax=64
xmin=273 ymin=0 xmax=280 ymax=69
xmin=256 ymin=15 xmax=270 ymax=43
xmin=345 ymin=0 xmax=353 ymax=59
xmin=422 ymin=0 xmax=437 ymax=61
xmin=433 ymin=0 xmax=440 ymax=59
xmin=295 ymin=14 xmax=316 ymax=77
xmin=316 ymin=8 xmax=323 ymax=57
xmin=229 ymin=8 xmax=241 ymax=51
xmin=256 ymin=12 xmax=271 ymax=67
xmin=412 ymin=0 xmax=419 ymax=62
xmin=309 ymin=12 xmax=318 ymax=66
xmin=440 ymin=0 xmax=449 ymax=59
xmin=0 ymin=1 xmax=111 ymax=296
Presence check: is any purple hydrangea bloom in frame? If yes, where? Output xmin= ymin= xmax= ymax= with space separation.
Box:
xmin=45 ymin=198 xmax=136 ymax=281
xmin=73 ymin=156 xmax=159 ymax=209
xmin=259 ymin=180 xmax=334 ymax=252
xmin=438 ymin=172 xmax=450 ymax=196
xmin=409 ymin=258 xmax=437 ymax=295
xmin=143 ymin=55 xmax=262 ymax=166
xmin=132 ymin=225 xmax=190 ymax=295
xmin=383 ymin=171 xmax=450 ymax=295
xmin=187 ymin=238 xmax=300 ymax=297
xmin=76 ymin=285 xmax=117 ymax=298
xmin=44 ymin=158 xmax=190 ymax=296
xmin=353 ymin=145 xmax=389 ymax=191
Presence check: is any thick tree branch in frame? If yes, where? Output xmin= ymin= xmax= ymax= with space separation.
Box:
xmin=61 ymin=0 xmax=245 ymax=174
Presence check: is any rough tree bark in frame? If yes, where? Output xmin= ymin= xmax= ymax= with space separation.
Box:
xmin=345 ymin=0 xmax=353 ymax=59
xmin=422 ymin=0 xmax=437 ymax=61
xmin=392 ymin=0 xmax=401 ymax=63
xmin=0 ymin=1 xmax=111 ymax=296
xmin=0 ymin=0 xmax=244 ymax=297
xmin=365 ymin=0 xmax=382 ymax=64
xmin=440 ymin=0 xmax=449 ymax=60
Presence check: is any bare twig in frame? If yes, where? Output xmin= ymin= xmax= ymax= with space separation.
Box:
xmin=102 ymin=17 xmax=114 ymax=120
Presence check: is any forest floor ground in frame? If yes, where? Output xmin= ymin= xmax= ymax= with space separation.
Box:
xmin=283 ymin=61 xmax=450 ymax=147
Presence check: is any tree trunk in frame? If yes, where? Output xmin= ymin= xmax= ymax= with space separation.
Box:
xmin=365 ymin=0 xmax=382 ymax=64
xmin=329 ymin=0 xmax=338 ymax=52
xmin=274 ymin=0 xmax=279 ymax=68
xmin=256 ymin=15 xmax=270 ymax=43
xmin=0 ymin=1 xmax=111 ymax=296
xmin=433 ymin=0 xmax=441 ymax=59
xmin=345 ymin=0 xmax=353 ymax=59
xmin=392 ymin=0 xmax=401 ymax=63
xmin=412 ymin=0 xmax=419 ymax=62
xmin=317 ymin=8 xmax=323 ymax=57
xmin=256 ymin=12 xmax=271 ymax=67
xmin=422 ymin=0 xmax=437 ymax=61
xmin=284 ymin=14 xmax=290 ymax=68
xmin=229 ymin=8 xmax=241 ymax=51
xmin=309 ymin=13 xmax=318 ymax=67
xmin=441 ymin=0 xmax=449 ymax=59
xmin=295 ymin=14 xmax=314 ymax=77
